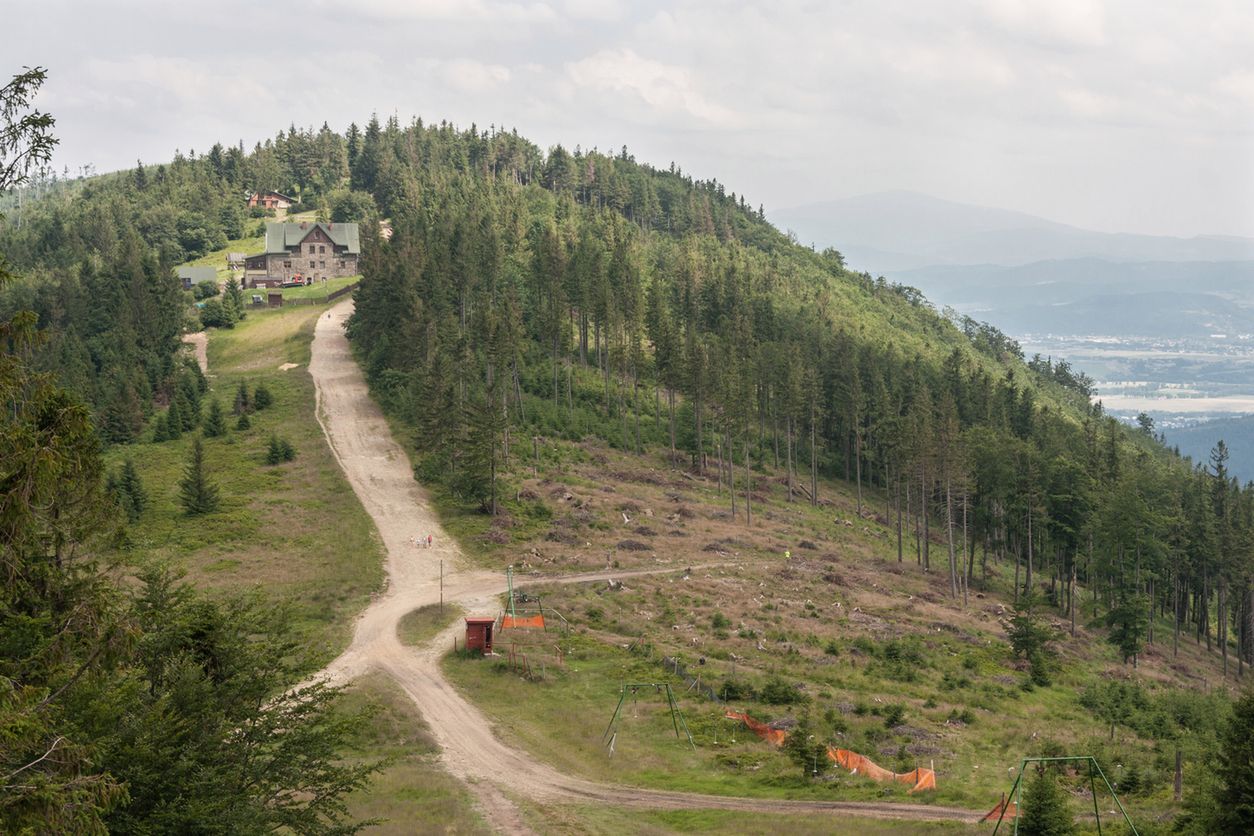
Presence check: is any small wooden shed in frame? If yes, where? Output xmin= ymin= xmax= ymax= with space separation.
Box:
xmin=267 ymin=291 xmax=284 ymax=308
xmin=464 ymin=617 xmax=495 ymax=655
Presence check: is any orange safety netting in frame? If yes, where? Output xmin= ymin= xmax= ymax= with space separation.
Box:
xmin=723 ymin=710 xmax=788 ymax=746
xmin=828 ymin=748 xmax=937 ymax=793
xmin=724 ymin=711 xmax=936 ymax=793
xmin=981 ymin=794 xmax=1018 ymax=822
xmin=501 ymin=614 xmax=546 ymax=629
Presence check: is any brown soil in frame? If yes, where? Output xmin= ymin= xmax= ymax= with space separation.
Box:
xmin=308 ymin=300 xmax=982 ymax=832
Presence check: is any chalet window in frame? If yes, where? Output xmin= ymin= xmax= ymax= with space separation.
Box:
xmin=308 ymin=244 xmax=315 ymax=254
xmin=309 ymin=260 xmax=315 ymax=268
xmin=320 ymin=261 xmax=326 ymax=268
xmin=283 ymin=260 xmax=291 ymax=268
xmin=319 ymin=245 xmax=325 ymax=254
xmin=339 ymin=260 xmax=346 ymax=268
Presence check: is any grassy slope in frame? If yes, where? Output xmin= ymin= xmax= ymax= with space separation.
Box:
xmin=105 ymin=303 xmax=384 ymax=668
xmin=282 ymin=273 xmax=361 ymax=300
xmin=515 ymin=802 xmax=972 ymax=835
xmin=432 ymin=434 xmax=1232 ymax=831
xmin=181 ymin=229 xmax=265 ymax=282
xmin=339 ymin=673 xmax=488 ymax=835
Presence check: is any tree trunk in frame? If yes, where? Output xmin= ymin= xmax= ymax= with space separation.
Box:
xmin=668 ymin=389 xmax=676 ymax=464
xmin=946 ymin=479 xmax=957 ymax=599
xmin=786 ymin=416 xmax=794 ymax=502
xmin=744 ymin=434 xmax=752 ymax=526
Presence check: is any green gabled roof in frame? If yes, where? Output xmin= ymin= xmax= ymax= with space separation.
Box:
xmin=261 ymin=222 xmax=360 ymax=255
xmin=177 ymin=266 xmax=218 ymax=282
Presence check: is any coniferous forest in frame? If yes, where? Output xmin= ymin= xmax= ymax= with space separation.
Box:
xmin=5 ymin=63 xmax=1254 ymax=833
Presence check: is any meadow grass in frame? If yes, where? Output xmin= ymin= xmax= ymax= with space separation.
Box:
xmin=339 ymin=673 xmax=489 ymax=835
xmin=398 ymin=603 xmax=464 ymax=647
xmin=514 ymin=800 xmax=979 ymax=835
xmin=281 ymin=273 xmax=360 ymax=300
xmin=105 ymin=304 xmax=385 ymax=669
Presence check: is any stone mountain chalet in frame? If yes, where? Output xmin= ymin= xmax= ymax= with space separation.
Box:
xmin=244 ymin=221 xmax=360 ymax=288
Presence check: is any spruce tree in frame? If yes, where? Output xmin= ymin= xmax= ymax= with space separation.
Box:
xmin=152 ymin=414 xmax=169 ymax=442
xmin=1213 ymin=687 xmax=1254 ymax=834
xmin=202 ymin=398 xmax=227 ymax=438
xmin=165 ymin=399 xmax=183 ymax=440
xmin=176 ymin=389 xmax=199 ymax=431
xmin=236 ymin=411 xmax=251 ymax=430
xmin=781 ymin=713 xmax=830 ymax=778
xmin=233 ymin=381 xmax=251 ymax=415
xmin=253 ymin=383 xmax=273 ymax=410
xmin=178 ymin=438 xmax=220 ymax=515
xmin=1018 ymin=767 xmax=1075 ymax=836
xmin=224 ymin=275 xmax=246 ymax=321
xmin=266 ymin=434 xmax=284 ymax=465
xmin=119 ymin=459 xmax=147 ymax=518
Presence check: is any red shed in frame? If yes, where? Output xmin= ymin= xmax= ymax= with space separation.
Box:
xmin=464 ymin=617 xmax=495 ymax=655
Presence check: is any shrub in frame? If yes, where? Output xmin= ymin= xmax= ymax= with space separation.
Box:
xmin=882 ymin=703 xmax=906 ymax=728
xmin=711 ymin=612 xmax=731 ymax=630
xmin=193 ymin=279 xmax=219 ymax=300
xmin=718 ymin=679 xmax=753 ymax=701
xmin=199 ymin=298 xmax=235 ymax=329
xmin=266 ymin=435 xmax=296 ymax=465
xmin=760 ymin=676 xmax=804 ymax=705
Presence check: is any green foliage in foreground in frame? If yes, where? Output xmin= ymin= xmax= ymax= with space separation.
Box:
xmin=1017 ymin=767 xmax=1075 ymax=836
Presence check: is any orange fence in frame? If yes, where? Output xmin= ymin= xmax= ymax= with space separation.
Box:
xmin=725 ymin=711 xmax=936 ymax=793
xmin=981 ymin=794 xmax=1018 ymax=822
xmin=501 ymin=614 xmax=546 ymax=629
xmin=724 ymin=710 xmax=788 ymax=746
xmin=828 ymin=748 xmax=936 ymax=793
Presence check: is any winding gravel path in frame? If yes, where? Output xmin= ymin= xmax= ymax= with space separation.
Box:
xmin=308 ymin=299 xmax=982 ymax=832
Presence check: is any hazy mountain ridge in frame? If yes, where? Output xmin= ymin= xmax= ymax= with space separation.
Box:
xmin=772 ymin=191 xmax=1254 ymax=273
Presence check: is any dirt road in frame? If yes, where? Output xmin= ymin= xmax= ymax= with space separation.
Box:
xmin=183 ymin=331 xmax=209 ymax=375
xmin=309 ymin=300 xmax=982 ymax=832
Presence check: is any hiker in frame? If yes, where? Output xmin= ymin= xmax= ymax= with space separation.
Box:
xmin=427 ymin=534 xmax=433 ymax=548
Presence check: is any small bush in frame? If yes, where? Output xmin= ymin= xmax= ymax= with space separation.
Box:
xmin=193 ymin=279 xmax=219 ymax=300
xmin=760 ymin=676 xmax=804 ymax=705
xmin=253 ymin=384 xmax=273 ymax=410
xmin=718 ymin=679 xmax=753 ymax=701
xmin=711 ymin=612 xmax=731 ymax=630
xmin=882 ymin=703 xmax=906 ymax=728
xmin=266 ymin=435 xmax=296 ymax=465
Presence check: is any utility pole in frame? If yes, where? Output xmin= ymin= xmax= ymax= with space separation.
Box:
xmin=440 ymin=560 xmax=444 ymax=615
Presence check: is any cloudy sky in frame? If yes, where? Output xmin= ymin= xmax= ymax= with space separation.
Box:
xmin=8 ymin=0 xmax=1254 ymax=237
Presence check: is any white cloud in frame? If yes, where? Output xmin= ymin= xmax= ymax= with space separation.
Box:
xmin=9 ymin=0 xmax=1254 ymax=236
xmin=564 ymin=48 xmax=742 ymax=128
xmin=316 ymin=0 xmax=556 ymax=22
xmin=561 ymin=0 xmax=622 ymax=21
xmin=438 ymin=59 xmax=512 ymax=94
xmin=976 ymin=0 xmax=1107 ymax=49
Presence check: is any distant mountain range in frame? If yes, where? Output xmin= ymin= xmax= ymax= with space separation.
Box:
xmin=772 ymin=191 xmax=1254 ymax=273
xmin=1163 ymin=415 xmax=1254 ymax=482
xmin=771 ymin=191 xmax=1254 ymax=341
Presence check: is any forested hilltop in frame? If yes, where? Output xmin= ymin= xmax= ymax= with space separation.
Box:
xmin=5 ymin=102 xmax=1252 ymax=683
xmin=5 ymin=75 xmax=1254 ymax=831
xmin=340 ymin=115 xmax=1251 ymax=683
